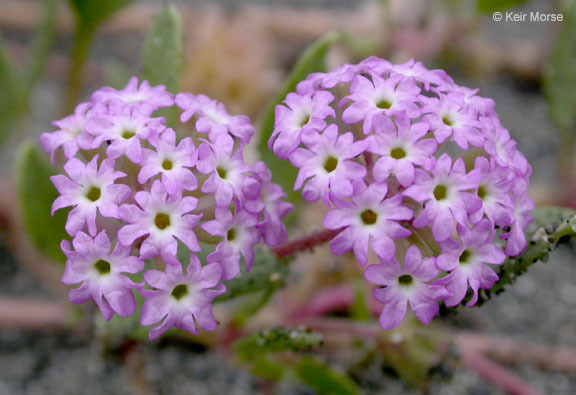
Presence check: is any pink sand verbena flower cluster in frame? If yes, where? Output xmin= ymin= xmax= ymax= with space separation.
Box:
xmin=269 ymin=57 xmax=533 ymax=330
xmin=41 ymin=78 xmax=292 ymax=339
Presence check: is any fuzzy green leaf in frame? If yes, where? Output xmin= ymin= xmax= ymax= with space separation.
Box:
xmin=476 ymin=207 xmax=576 ymax=305
xmin=257 ymin=32 xmax=341 ymax=215
xmin=544 ymin=1 xmax=576 ymax=139
xmin=15 ymin=141 xmax=69 ymax=263
xmin=141 ymin=3 xmax=183 ymax=94
xmin=250 ymin=356 xmax=288 ymax=382
xmin=295 ymin=357 xmax=361 ymax=395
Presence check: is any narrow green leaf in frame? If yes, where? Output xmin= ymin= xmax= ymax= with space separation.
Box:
xmin=295 ymin=357 xmax=361 ymax=395
xmin=141 ymin=3 xmax=183 ymax=94
xmin=544 ymin=1 xmax=576 ymax=139
xmin=257 ymin=32 xmax=341 ymax=213
xmin=68 ymin=0 xmax=133 ymax=29
xmin=15 ymin=141 xmax=69 ymax=263
xmin=477 ymin=0 xmax=528 ymax=13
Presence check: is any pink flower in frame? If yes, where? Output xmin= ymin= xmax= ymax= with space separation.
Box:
xmin=421 ymin=93 xmax=484 ymax=149
xmin=83 ymin=103 xmax=164 ymax=163
xmin=138 ymin=128 xmax=198 ymax=194
xmin=92 ymin=77 xmax=174 ymax=110
xmin=196 ymin=133 xmax=251 ymax=207
xmin=469 ymin=157 xmax=514 ymax=227
xmin=140 ymin=255 xmax=225 ymax=340
xmin=176 ymin=93 xmax=254 ymax=143
xmin=323 ymin=182 xmax=412 ymax=265
xmin=404 ymin=154 xmax=482 ymax=242
xmin=341 ymin=72 xmax=421 ymax=134
xmin=501 ymin=194 xmax=534 ymax=257
xmin=118 ymin=181 xmax=201 ymax=259
xmin=290 ymin=125 xmax=368 ymax=205
xmin=61 ymin=231 xmax=144 ymax=319
xmin=243 ymin=162 xmax=293 ymax=246
xmin=202 ymin=207 xmax=260 ymax=281
xmin=269 ymin=91 xmax=335 ymax=159
xmin=51 ymin=156 xmax=130 ymax=236
xmin=365 ymin=246 xmax=449 ymax=329
xmin=40 ymin=103 xmax=92 ymax=165
xmin=435 ymin=220 xmax=506 ymax=307
xmin=370 ymin=113 xmax=437 ymax=187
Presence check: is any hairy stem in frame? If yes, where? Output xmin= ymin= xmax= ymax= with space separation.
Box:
xmin=271 ymin=227 xmax=345 ymax=258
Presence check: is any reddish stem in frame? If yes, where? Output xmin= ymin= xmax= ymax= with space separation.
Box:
xmin=457 ymin=333 xmax=576 ymax=374
xmin=460 ymin=350 xmax=544 ymax=395
xmin=285 ymin=284 xmax=381 ymax=321
xmin=0 ymin=298 xmax=67 ymax=329
xmin=271 ymin=227 xmax=345 ymax=258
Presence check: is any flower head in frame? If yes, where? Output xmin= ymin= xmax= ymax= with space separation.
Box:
xmin=269 ymin=57 xmax=533 ymax=329
xmin=43 ymin=79 xmax=291 ymax=339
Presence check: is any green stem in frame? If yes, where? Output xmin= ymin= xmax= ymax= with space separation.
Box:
xmin=62 ymin=23 xmax=96 ymax=115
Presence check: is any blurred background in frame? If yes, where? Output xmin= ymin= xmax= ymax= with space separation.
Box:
xmin=1 ymin=0 xmax=576 ymax=394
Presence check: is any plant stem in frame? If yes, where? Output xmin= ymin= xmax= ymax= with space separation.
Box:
xmin=271 ymin=227 xmax=345 ymax=258
xmin=62 ymin=22 xmax=95 ymax=115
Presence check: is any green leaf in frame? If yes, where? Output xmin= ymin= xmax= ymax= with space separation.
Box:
xmin=15 ymin=141 xmax=69 ymax=263
xmin=233 ymin=327 xmax=323 ymax=362
xmin=295 ymin=357 xmax=361 ymax=395
xmin=68 ymin=0 xmax=133 ymax=29
xmin=477 ymin=0 xmax=528 ymax=13
xmin=544 ymin=1 xmax=576 ymax=139
xmin=250 ymin=356 xmax=287 ymax=382
xmin=141 ymin=3 xmax=183 ymax=94
xmin=257 ymin=32 xmax=341 ymax=216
